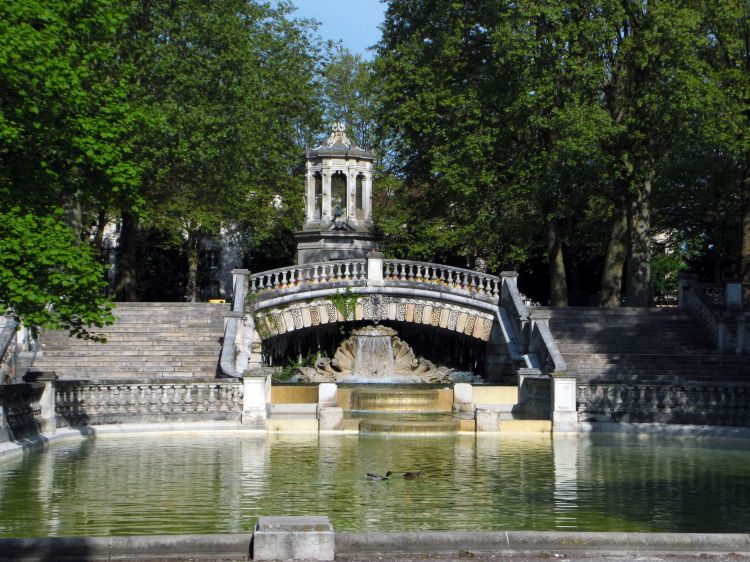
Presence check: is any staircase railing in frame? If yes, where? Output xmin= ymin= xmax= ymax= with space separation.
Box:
xmin=219 ymin=270 xmax=250 ymax=378
xmin=0 ymin=317 xmax=36 ymax=384
xmin=679 ymin=274 xmax=746 ymax=354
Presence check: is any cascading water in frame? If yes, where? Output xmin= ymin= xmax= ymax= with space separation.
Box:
xmin=351 ymin=327 xmax=395 ymax=379
xmin=349 ymin=387 xmax=460 ymax=434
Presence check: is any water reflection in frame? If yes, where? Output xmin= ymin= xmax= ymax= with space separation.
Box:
xmin=0 ymin=433 xmax=748 ymax=537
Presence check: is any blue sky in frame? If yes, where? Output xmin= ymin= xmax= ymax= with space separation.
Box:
xmin=290 ymin=0 xmax=386 ymax=59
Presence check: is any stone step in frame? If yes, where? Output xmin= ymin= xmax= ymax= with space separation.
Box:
xmin=557 ymin=341 xmax=711 ymax=355
xmin=38 ymin=348 xmax=220 ymax=356
xmin=34 ymin=301 xmax=228 ymax=380
xmin=40 ymin=342 xmax=220 ymax=350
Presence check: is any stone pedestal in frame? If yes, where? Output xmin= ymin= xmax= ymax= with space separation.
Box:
xmin=242 ymin=373 xmax=268 ymax=428
xmin=475 ymin=408 xmax=501 ymax=432
xmin=318 ymin=407 xmax=344 ymax=431
xmin=726 ymin=282 xmax=743 ymax=310
xmin=253 ymin=516 xmax=334 ymax=561
xmin=551 ymin=372 xmax=577 ymax=433
xmin=453 ymin=383 xmax=473 ymax=413
xmin=318 ymin=383 xmax=337 ymax=407
xmin=366 ymin=251 xmax=384 ymax=286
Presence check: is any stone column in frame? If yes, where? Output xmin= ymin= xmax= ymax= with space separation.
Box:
xmin=347 ymin=168 xmax=357 ymax=221
xmin=363 ymin=172 xmax=372 ymax=221
xmin=242 ymin=372 xmax=268 ymax=428
xmin=321 ymin=171 xmax=332 ymax=225
xmin=305 ymin=169 xmax=315 ymax=223
xmin=551 ymin=372 xmax=577 ymax=433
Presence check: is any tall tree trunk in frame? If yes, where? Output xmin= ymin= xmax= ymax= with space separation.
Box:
xmin=625 ymin=172 xmax=654 ymax=307
xmin=114 ymin=211 xmax=138 ymax=301
xmin=93 ymin=209 xmax=108 ymax=254
xmin=62 ymin=189 xmax=82 ymax=246
xmin=185 ymin=235 xmax=199 ymax=303
xmin=741 ymin=161 xmax=750 ymax=297
xmin=599 ymin=189 xmax=628 ymax=307
xmin=546 ymin=218 xmax=568 ymax=306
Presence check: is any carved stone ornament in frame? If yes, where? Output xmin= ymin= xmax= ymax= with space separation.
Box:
xmin=297 ymin=324 xmax=454 ymax=384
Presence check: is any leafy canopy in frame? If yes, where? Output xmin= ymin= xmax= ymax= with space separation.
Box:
xmin=0 ymin=210 xmax=114 ymax=340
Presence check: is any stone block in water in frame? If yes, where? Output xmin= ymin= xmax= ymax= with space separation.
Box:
xmin=318 ymin=383 xmax=337 ymax=406
xmin=453 ymin=383 xmax=474 ymax=412
xmin=253 ymin=515 xmax=334 ymax=561
xmin=319 ymin=407 xmax=344 ymax=431
xmin=476 ymin=407 xmax=502 ymax=432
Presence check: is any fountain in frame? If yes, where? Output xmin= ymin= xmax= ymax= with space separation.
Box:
xmin=297 ymin=325 xmax=454 ymax=384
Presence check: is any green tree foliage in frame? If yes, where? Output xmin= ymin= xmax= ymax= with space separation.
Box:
xmin=697 ymin=1 xmax=750 ymax=290
xmin=115 ymin=0 xmax=322 ymax=300
xmin=320 ymin=46 xmax=376 ymax=148
xmin=0 ymin=0 xmax=140 ymax=335
xmin=374 ymin=0 xmax=745 ymax=305
xmin=0 ymin=210 xmax=113 ymax=339
xmin=0 ymin=0 xmax=142 ymax=222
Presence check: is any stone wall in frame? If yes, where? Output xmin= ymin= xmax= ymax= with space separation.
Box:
xmin=56 ymin=380 xmax=243 ymax=427
xmin=0 ymin=383 xmax=46 ymax=439
xmin=578 ymin=381 xmax=750 ymax=426
xmin=519 ymin=373 xmax=551 ymax=418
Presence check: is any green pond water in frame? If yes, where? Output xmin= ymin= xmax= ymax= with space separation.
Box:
xmin=0 ymin=432 xmax=748 ymax=537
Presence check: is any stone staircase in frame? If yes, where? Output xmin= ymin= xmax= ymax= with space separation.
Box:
xmin=31 ymin=303 xmax=229 ymax=380
xmin=539 ymin=307 xmax=750 ymax=383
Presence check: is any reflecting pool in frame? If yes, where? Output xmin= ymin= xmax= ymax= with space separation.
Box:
xmin=0 ymin=432 xmax=748 ymax=537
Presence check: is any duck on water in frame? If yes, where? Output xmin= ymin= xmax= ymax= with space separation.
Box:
xmin=366 ymin=471 xmax=424 ymax=480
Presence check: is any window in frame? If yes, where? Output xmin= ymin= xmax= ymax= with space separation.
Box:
xmin=202 ymin=249 xmax=220 ymax=269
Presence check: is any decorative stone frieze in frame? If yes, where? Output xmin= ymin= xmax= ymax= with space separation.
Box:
xmin=253 ymin=295 xmax=495 ymax=342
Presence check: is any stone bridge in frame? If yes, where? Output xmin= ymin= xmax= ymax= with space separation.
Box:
xmin=221 ymin=254 xmax=565 ymax=381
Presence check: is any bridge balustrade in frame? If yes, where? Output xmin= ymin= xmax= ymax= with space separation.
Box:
xmin=382 ymin=260 xmax=500 ymax=303
xmin=249 ymin=260 xmax=367 ymax=301
xmin=246 ymin=257 xmax=501 ymax=306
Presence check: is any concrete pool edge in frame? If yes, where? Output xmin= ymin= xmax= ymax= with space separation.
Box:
xmin=0 ymin=531 xmax=749 ymax=561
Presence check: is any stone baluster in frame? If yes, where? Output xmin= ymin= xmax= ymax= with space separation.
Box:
xmin=281 ymin=270 xmax=288 ymax=286
xmin=161 ymin=385 xmax=171 ymax=409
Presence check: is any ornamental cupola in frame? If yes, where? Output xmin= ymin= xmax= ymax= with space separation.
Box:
xmin=295 ymin=123 xmax=381 ymax=264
